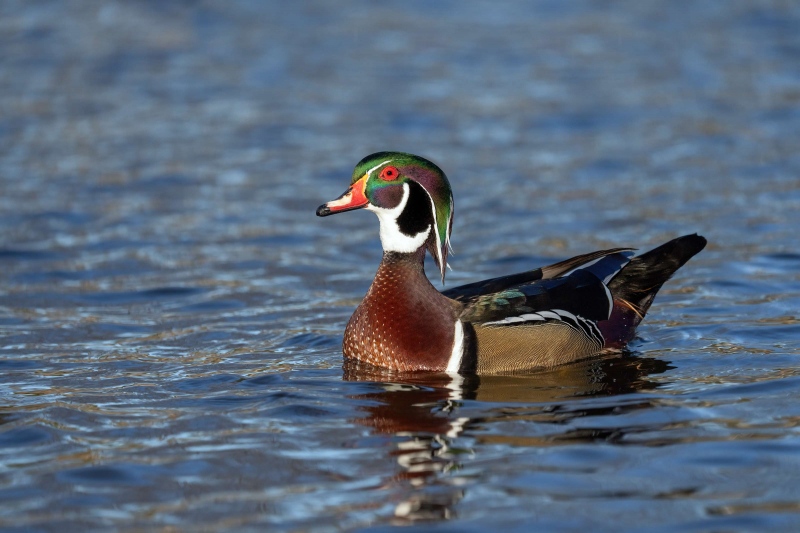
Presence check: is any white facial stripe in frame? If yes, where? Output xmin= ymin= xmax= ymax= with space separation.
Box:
xmin=367 ymin=182 xmax=431 ymax=253
xmin=366 ymin=160 xmax=392 ymax=178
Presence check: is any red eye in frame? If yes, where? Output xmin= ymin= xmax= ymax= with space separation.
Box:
xmin=380 ymin=166 xmax=399 ymax=181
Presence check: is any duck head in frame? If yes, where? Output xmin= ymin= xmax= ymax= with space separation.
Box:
xmin=317 ymin=152 xmax=454 ymax=283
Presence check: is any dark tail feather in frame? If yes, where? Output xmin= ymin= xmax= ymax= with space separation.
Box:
xmin=600 ymin=234 xmax=706 ymax=346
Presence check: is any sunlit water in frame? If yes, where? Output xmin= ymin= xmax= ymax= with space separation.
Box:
xmin=1 ymin=1 xmax=799 ymax=531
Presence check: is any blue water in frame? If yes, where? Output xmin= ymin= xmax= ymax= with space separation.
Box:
xmin=1 ymin=1 xmax=799 ymax=531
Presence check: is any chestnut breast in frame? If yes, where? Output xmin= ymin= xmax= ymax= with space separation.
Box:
xmin=343 ymin=253 xmax=457 ymax=371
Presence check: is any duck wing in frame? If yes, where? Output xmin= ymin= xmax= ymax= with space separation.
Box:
xmin=458 ymin=251 xmax=633 ymax=325
xmin=443 ymin=247 xmax=634 ymax=305
xmin=454 ymin=251 xmax=634 ymax=372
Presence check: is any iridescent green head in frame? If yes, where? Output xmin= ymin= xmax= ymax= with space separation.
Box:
xmin=317 ymin=151 xmax=454 ymax=283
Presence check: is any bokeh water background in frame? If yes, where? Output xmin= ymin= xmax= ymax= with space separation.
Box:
xmin=1 ymin=1 xmax=799 ymax=531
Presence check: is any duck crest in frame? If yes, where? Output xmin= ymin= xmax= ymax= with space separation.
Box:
xmin=318 ymin=152 xmax=706 ymax=374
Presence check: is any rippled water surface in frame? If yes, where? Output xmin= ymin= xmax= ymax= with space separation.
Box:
xmin=2 ymin=1 xmax=800 ymax=531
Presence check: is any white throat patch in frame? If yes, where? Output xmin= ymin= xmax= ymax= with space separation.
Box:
xmin=366 ymin=182 xmax=431 ymax=253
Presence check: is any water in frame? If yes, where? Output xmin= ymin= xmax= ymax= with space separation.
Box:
xmin=1 ymin=1 xmax=799 ymax=531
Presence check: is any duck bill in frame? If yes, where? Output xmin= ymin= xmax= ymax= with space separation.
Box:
xmin=316 ymin=175 xmax=369 ymax=217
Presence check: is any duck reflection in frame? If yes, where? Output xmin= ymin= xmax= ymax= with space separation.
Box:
xmin=343 ymin=353 xmax=670 ymax=522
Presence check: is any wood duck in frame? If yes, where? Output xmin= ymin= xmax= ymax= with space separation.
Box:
xmin=317 ymin=152 xmax=706 ymax=374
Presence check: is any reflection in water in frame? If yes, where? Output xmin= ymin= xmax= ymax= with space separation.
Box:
xmin=1 ymin=0 xmax=798 ymax=529
xmin=343 ymin=354 xmax=671 ymax=522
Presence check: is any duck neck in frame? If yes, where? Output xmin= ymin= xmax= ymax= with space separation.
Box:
xmin=378 ymin=248 xmax=431 ymax=289
xmin=343 ymin=247 xmax=460 ymax=372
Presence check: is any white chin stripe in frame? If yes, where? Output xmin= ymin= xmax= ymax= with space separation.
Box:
xmin=367 ymin=182 xmax=430 ymax=253
xmin=446 ymin=321 xmax=464 ymax=373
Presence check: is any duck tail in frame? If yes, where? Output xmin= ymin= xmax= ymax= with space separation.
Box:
xmin=600 ymin=234 xmax=707 ymax=347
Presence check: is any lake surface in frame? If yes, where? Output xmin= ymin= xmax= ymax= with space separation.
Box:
xmin=1 ymin=1 xmax=799 ymax=531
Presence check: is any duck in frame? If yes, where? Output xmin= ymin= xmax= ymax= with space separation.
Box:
xmin=317 ymin=151 xmax=706 ymax=374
